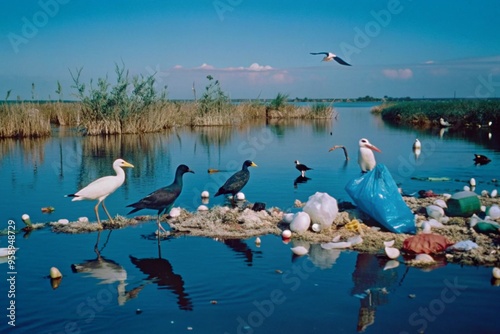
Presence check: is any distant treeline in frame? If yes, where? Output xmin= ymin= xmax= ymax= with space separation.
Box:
xmin=373 ymin=99 xmax=500 ymax=129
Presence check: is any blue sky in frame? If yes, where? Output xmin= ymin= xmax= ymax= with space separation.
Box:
xmin=1 ymin=0 xmax=500 ymax=100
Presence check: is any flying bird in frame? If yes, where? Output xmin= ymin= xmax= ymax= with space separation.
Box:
xmin=127 ymin=164 xmax=194 ymax=234
xmin=66 ymin=159 xmax=134 ymax=227
xmin=215 ymin=160 xmax=257 ymax=202
xmin=294 ymin=160 xmax=313 ymax=177
xmin=310 ymin=52 xmax=351 ymax=66
xmin=358 ymin=138 xmax=381 ymax=172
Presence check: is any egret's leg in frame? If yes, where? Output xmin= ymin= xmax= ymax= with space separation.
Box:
xmin=94 ymin=202 xmax=102 ymax=226
xmin=101 ymin=201 xmax=115 ymax=224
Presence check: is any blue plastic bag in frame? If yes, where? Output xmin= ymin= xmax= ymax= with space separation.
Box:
xmin=345 ymin=164 xmax=416 ymax=234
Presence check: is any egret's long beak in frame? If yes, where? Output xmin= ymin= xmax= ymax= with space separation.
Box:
xmin=122 ymin=161 xmax=135 ymax=168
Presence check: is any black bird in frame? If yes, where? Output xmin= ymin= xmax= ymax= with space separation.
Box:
xmin=214 ymin=160 xmax=257 ymax=202
xmin=474 ymin=154 xmax=491 ymax=165
xmin=127 ymin=164 xmax=194 ymax=233
xmin=310 ymin=52 xmax=351 ymax=66
xmin=294 ymin=160 xmax=313 ymax=177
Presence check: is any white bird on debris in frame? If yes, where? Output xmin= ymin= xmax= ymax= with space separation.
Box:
xmin=66 ymin=159 xmax=134 ymax=226
xmin=310 ymin=52 xmax=351 ymax=66
xmin=358 ymin=138 xmax=381 ymax=172
xmin=439 ymin=118 xmax=451 ymax=127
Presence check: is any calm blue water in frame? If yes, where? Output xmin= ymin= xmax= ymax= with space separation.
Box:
xmin=1 ymin=102 xmax=499 ymax=333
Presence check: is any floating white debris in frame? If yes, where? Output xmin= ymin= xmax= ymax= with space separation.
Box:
xmin=57 ymin=219 xmax=69 ymax=225
xmin=481 ymin=205 xmax=487 ymax=212
xmin=311 ymin=223 xmax=321 ymax=232
xmin=427 ymin=219 xmax=444 ymax=229
xmin=463 ymin=185 xmax=471 ymax=192
xmin=385 ymin=247 xmax=400 ymax=259
xmin=384 ymin=260 xmax=400 ymax=271
xmin=470 ymin=178 xmax=476 ymax=187
xmin=481 ymin=190 xmax=489 ymax=197
xmin=78 ymin=217 xmax=89 ymax=223
xmin=433 ymin=199 xmax=447 ymax=209
xmin=282 ymin=213 xmax=295 ymax=224
xmin=348 ymin=235 xmax=363 ymax=246
xmin=321 ymin=241 xmax=352 ymax=249
xmin=422 ymin=221 xmax=432 ymax=234
xmin=201 ymin=191 xmax=210 ymax=198
xmin=383 ymin=240 xmax=395 ymax=247
xmin=169 ymin=207 xmax=181 ymax=217
xmin=491 ymin=189 xmax=498 ymax=198
xmin=291 ymin=246 xmax=309 ymax=256
xmin=50 ymin=267 xmax=62 ymax=279
xmin=22 ymin=213 xmax=32 ymax=226
xmin=255 ymin=237 xmax=261 ymax=246
xmin=197 ymin=205 xmax=209 ymax=211
xmin=281 ymin=230 xmax=292 ymax=239
xmin=236 ymin=192 xmax=245 ymax=201
xmin=493 ymin=267 xmax=500 ymax=279
xmin=487 ymin=205 xmax=500 ymax=219
xmin=426 ymin=205 xmax=445 ymax=220
xmin=415 ymin=254 xmax=435 ymax=263
xmin=290 ymin=212 xmax=310 ymax=233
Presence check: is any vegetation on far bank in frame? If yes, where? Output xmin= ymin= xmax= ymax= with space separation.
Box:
xmin=373 ymin=100 xmax=500 ymax=129
xmin=0 ymin=65 xmax=335 ymax=138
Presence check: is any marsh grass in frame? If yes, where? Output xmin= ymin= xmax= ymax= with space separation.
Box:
xmin=0 ymin=102 xmax=51 ymax=137
xmin=1 ymin=67 xmax=333 ymax=137
xmin=378 ymin=100 xmax=500 ymax=128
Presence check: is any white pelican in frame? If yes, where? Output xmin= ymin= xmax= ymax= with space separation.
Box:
xmin=66 ymin=159 xmax=134 ymax=226
xmin=310 ymin=52 xmax=351 ymax=66
xmin=358 ymin=138 xmax=381 ymax=172
xmin=439 ymin=118 xmax=451 ymax=127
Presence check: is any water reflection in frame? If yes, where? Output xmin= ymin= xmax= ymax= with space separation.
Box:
xmin=351 ymin=253 xmax=402 ymax=332
xmin=293 ymin=175 xmax=311 ymax=188
xmin=71 ymin=231 xmax=135 ymax=306
xmin=129 ymin=252 xmax=193 ymax=311
xmin=290 ymin=241 xmax=341 ymax=269
xmin=215 ymin=238 xmax=262 ymax=266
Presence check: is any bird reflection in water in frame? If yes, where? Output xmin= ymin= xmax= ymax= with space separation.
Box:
xmin=215 ymin=238 xmax=261 ymax=266
xmin=293 ymin=175 xmax=311 ymax=188
xmin=351 ymin=253 xmax=402 ymax=332
xmin=130 ymin=239 xmax=193 ymax=311
xmin=71 ymin=231 xmax=141 ymax=306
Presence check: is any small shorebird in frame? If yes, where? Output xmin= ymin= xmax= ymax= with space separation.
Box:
xmin=294 ymin=160 xmax=313 ymax=177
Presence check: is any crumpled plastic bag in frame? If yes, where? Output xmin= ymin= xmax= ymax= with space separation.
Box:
xmin=303 ymin=192 xmax=338 ymax=229
xmin=345 ymin=164 xmax=416 ymax=234
xmin=403 ymin=234 xmax=454 ymax=254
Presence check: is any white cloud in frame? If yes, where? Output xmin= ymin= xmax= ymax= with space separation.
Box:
xmin=382 ymin=68 xmax=413 ymax=80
